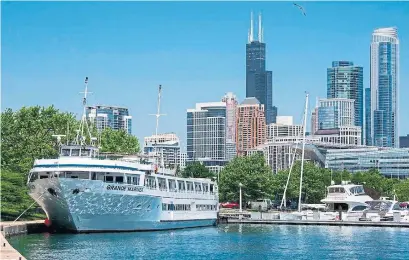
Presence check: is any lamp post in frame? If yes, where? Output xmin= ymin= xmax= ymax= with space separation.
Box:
xmin=239 ymin=182 xmax=243 ymax=213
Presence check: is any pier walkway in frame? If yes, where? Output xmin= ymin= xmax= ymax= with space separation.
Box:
xmin=227 ymin=219 xmax=409 ymax=228
xmin=0 ymin=220 xmax=45 ymax=260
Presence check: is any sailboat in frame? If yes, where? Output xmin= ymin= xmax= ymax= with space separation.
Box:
xmin=279 ymin=92 xmax=309 ymax=220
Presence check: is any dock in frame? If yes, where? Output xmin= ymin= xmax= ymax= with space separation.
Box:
xmin=0 ymin=220 xmax=46 ymax=260
xmin=218 ymin=209 xmax=409 ymax=228
xmin=226 ymin=219 xmax=409 ymax=228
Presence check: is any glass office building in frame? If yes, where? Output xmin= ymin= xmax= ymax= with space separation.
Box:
xmin=325 ymin=147 xmax=409 ymax=179
xmin=364 ymin=88 xmax=372 ymax=146
xmin=370 ymin=27 xmax=399 ymax=148
xmin=186 ymin=102 xmax=227 ymax=172
xmin=327 ymin=61 xmax=363 ymax=131
xmin=317 ymin=98 xmax=355 ymax=130
xmin=86 ymin=105 xmax=132 ymax=134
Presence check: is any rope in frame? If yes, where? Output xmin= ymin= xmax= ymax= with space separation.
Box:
xmin=13 ymin=192 xmax=46 ymax=223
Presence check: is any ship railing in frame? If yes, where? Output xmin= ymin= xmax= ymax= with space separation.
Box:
xmin=325 ymin=195 xmax=348 ymax=200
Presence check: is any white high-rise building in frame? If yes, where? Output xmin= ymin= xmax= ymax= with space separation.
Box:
xmin=276 ymin=116 xmax=293 ymax=125
xmin=267 ymin=116 xmax=303 ymax=142
xmin=369 ymin=27 xmax=399 ymax=147
xmin=144 ymin=133 xmax=181 ymax=169
xmin=222 ymin=92 xmax=238 ymax=161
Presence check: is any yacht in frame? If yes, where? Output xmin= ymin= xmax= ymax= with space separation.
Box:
xmin=321 ymin=184 xmax=373 ymax=212
xmin=26 ymin=79 xmax=219 ymax=232
xmin=361 ymin=198 xmax=409 ymax=222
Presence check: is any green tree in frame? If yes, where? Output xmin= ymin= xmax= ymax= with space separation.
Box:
xmin=350 ymin=169 xmax=398 ymax=197
xmin=181 ymin=161 xmax=214 ymax=179
xmin=99 ymin=128 xmax=140 ymax=154
xmin=1 ymin=106 xmax=78 ymax=174
xmin=274 ymin=162 xmax=332 ymax=205
xmin=218 ymin=154 xmax=274 ymax=203
xmin=0 ymin=170 xmax=45 ymax=220
xmin=394 ymin=179 xmax=409 ymax=201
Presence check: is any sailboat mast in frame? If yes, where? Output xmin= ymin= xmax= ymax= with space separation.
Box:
xmin=298 ymin=92 xmax=309 ymax=212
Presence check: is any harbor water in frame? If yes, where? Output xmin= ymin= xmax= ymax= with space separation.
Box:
xmin=8 ymin=224 xmax=409 ymax=259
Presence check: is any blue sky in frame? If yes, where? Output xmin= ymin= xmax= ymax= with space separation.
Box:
xmin=2 ymin=1 xmax=409 ymax=148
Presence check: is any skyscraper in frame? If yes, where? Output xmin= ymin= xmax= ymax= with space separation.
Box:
xmin=246 ymin=12 xmax=276 ymax=124
xmin=369 ymin=27 xmax=399 ymax=147
xmin=364 ymin=87 xmax=372 ymax=145
xmin=327 ymin=61 xmax=363 ymax=132
xmin=222 ymin=92 xmax=238 ymax=161
xmin=186 ymin=102 xmax=227 ymax=173
xmin=236 ymin=97 xmax=266 ymax=156
xmin=86 ymin=105 xmax=132 ymax=134
xmin=317 ymin=98 xmax=355 ymax=130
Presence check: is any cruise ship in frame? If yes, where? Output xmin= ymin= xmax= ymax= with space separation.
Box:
xmin=26 ymin=79 xmax=219 ymax=232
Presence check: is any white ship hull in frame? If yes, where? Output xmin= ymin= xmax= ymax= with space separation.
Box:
xmin=29 ymin=178 xmax=217 ymax=232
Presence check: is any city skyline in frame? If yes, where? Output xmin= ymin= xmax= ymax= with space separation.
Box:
xmin=2 ymin=2 xmax=409 ymax=145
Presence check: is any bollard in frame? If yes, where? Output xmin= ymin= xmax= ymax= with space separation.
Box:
xmin=393 ymin=212 xmax=401 ymax=222
xmin=3 ymin=242 xmax=6 ymax=247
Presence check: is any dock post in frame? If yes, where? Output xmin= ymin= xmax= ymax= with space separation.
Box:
xmin=393 ymin=212 xmax=401 ymax=222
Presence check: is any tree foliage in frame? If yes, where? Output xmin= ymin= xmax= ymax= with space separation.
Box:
xmin=272 ymin=162 xmax=403 ymax=204
xmin=218 ymin=154 xmax=274 ymax=203
xmin=219 ymin=157 xmax=409 ymax=206
xmin=394 ymin=179 xmax=409 ymax=201
xmin=0 ymin=170 xmax=45 ymax=220
xmin=1 ymin=106 xmax=78 ymax=174
xmin=99 ymin=128 xmax=140 ymax=154
xmin=181 ymin=162 xmax=214 ymax=179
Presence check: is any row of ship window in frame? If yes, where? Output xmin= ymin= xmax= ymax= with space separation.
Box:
xmin=162 ymin=203 xmax=217 ymax=211
xmin=32 ymin=172 xmax=215 ymax=194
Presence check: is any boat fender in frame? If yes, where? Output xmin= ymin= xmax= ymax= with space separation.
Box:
xmin=44 ymin=218 xmax=51 ymax=227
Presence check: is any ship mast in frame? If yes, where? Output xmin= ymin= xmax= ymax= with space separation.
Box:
xmin=149 ymin=85 xmax=166 ymax=170
xmin=75 ymin=77 xmax=95 ymax=146
xmin=150 ymin=85 xmax=166 ymax=135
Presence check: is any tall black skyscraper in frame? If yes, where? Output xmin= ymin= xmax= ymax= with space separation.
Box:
xmin=246 ymin=12 xmax=276 ymax=124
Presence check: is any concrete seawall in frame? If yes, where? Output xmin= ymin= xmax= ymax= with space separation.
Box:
xmin=0 ymin=220 xmax=47 ymax=260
